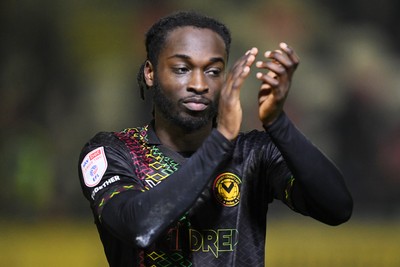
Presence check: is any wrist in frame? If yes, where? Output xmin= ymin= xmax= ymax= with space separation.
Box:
xmin=216 ymin=124 xmax=239 ymax=141
xmin=263 ymin=112 xmax=287 ymax=131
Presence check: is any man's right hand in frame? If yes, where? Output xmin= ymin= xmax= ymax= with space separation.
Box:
xmin=217 ymin=47 xmax=258 ymax=141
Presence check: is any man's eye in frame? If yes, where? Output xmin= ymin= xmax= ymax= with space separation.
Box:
xmin=173 ymin=67 xmax=189 ymax=74
xmin=206 ymin=68 xmax=221 ymax=77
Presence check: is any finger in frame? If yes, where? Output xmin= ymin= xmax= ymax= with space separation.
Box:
xmin=247 ymin=47 xmax=259 ymax=57
xmin=255 ymin=60 xmax=286 ymax=76
xmin=240 ymin=48 xmax=258 ymax=70
xmin=256 ymin=71 xmax=279 ymax=87
xmin=264 ymin=50 xmax=294 ymax=70
xmin=279 ymin=42 xmax=300 ymax=67
xmin=229 ymin=50 xmax=254 ymax=78
xmin=231 ymin=65 xmax=251 ymax=90
xmin=230 ymin=59 xmax=254 ymax=91
xmin=227 ymin=49 xmax=257 ymax=91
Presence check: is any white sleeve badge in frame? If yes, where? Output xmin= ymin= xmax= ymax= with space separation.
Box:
xmin=81 ymin=146 xmax=108 ymax=187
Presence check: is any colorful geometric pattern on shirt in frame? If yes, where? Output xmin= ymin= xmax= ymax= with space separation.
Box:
xmin=115 ymin=125 xmax=180 ymax=189
xmin=146 ymin=251 xmax=192 ymax=267
xmin=97 ymin=184 xmax=142 ymax=220
xmin=284 ymin=175 xmax=296 ymax=210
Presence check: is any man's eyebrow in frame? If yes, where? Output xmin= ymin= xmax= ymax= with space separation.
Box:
xmin=167 ymin=54 xmax=191 ymax=60
xmin=209 ymin=57 xmax=225 ymax=65
xmin=167 ymin=54 xmax=225 ymax=65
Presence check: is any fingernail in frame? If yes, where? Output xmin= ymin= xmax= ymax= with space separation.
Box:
xmin=256 ymin=72 xmax=263 ymax=78
xmin=280 ymin=42 xmax=288 ymax=48
xmin=256 ymin=61 xmax=263 ymax=67
xmin=264 ymin=51 xmax=271 ymax=57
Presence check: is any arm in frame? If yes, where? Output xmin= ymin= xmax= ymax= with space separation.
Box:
xmin=256 ymin=43 xmax=352 ymax=225
xmin=104 ymin=130 xmax=233 ymax=248
xmin=79 ymin=130 xmax=233 ymax=248
xmin=266 ymin=113 xmax=353 ymax=225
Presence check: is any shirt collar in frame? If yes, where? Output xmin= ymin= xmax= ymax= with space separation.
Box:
xmin=146 ymin=120 xmax=162 ymax=145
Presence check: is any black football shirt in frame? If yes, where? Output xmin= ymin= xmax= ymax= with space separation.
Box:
xmin=79 ymin=121 xmax=294 ymax=266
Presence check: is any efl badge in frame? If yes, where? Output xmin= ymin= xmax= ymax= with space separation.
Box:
xmin=213 ymin=172 xmax=241 ymax=207
xmin=81 ymin=147 xmax=108 ymax=187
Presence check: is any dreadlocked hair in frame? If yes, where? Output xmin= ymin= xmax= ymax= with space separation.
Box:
xmin=137 ymin=11 xmax=232 ymax=99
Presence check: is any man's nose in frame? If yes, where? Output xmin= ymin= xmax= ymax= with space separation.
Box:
xmin=188 ymin=70 xmax=209 ymax=94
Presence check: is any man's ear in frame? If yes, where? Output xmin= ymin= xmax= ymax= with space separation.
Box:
xmin=144 ymin=60 xmax=154 ymax=87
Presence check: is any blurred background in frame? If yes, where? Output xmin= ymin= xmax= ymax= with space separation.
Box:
xmin=1 ymin=0 xmax=399 ymax=266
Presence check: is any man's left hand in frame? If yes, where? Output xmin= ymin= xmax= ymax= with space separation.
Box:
xmin=255 ymin=42 xmax=299 ymax=126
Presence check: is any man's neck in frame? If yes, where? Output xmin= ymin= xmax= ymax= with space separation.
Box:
xmin=154 ymin=118 xmax=213 ymax=153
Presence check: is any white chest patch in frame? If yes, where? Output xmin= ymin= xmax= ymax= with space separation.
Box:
xmin=81 ymin=146 xmax=108 ymax=187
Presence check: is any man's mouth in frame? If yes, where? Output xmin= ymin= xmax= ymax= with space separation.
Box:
xmin=182 ymin=97 xmax=210 ymax=111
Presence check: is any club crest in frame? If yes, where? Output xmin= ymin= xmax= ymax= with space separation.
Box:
xmin=213 ymin=172 xmax=241 ymax=207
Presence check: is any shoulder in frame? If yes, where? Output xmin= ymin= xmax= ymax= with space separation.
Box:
xmin=82 ymin=131 xmax=122 ymax=152
xmin=83 ymin=124 xmax=148 ymax=149
xmin=79 ymin=124 xmax=151 ymax=157
xmin=78 ymin=132 xmax=119 ymax=163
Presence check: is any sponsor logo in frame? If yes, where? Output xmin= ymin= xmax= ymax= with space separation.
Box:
xmin=213 ymin=172 xmax=241 ymax=207
xmin=189 ymin=228 xmax=238 ymax=258
xmin=168 ymin=226 xmax=238 ymax=258
xmin=91 ymin=175 xmax=120 ymax=200
xmin=81 ymin=147 xmax=108 ymax=187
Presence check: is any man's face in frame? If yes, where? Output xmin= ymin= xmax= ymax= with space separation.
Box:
xmin=152 ymin=26 xmax=227 ymax=132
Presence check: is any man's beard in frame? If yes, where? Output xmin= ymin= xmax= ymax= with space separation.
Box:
xmin=152 ymin=79 xmax=218 ymax=132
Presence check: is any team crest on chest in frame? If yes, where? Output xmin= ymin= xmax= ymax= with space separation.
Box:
xmin=213 ymin=172 xmax=241 ymax=207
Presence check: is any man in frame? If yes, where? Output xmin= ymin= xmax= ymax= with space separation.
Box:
xmin=78 ymin=11 xmax=352 ymax=266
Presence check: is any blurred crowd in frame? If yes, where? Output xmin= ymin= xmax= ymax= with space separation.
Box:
xmin=1 ymin=0 xmax=399 ymax=221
